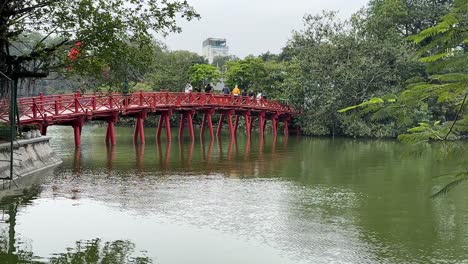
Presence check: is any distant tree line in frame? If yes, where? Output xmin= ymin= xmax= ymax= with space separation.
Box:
xmin=2 ymin=0 xmax=466 ymax=141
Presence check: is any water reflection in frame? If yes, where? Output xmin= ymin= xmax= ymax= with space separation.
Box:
xmin=0 ymin=188 xmax=152 ymax=264
xmin=4 ymin=126 xmax=468 ymax=263
xmin=49 ymin=239 xmax=151 ymax=264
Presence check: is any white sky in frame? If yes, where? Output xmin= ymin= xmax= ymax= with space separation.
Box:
xmin=159 ymin=0 xmax=369 ymax=58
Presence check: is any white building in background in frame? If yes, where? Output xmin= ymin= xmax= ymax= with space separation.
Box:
xmin=202 ymin=38 xmax=229 ymax=64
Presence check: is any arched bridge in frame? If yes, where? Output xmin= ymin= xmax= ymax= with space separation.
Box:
xmin=1 ymin=91 xmax=296 ymax=147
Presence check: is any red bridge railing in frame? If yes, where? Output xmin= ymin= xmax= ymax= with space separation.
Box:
xmin=0 ymin=91 xmax=296 ymax=147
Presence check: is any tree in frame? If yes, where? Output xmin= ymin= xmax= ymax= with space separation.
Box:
xmin=366 ymin=0 xmax=453 ymax=38
xmin=0 ymin=0 xmax=200 ymax=89
xmin=147 ymin=46 xmax=206 ymax=91
xmin=284 ymin=10 xmax=423 ymax=136
xmin=188 ymin=64 xmax=221 ymax=89
xmin=340 ymin=0 xmax=468 ymax=195
xmin=224 ymin=57 xmax=267 ymax=92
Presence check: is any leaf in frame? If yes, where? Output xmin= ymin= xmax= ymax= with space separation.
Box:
xmin=419 ymin=53 xmax=448 ymax=63
xmin=431 ymin=173 xmax=468 ymax=198
xmin=337 ymin=97 xmax=384 ymax=113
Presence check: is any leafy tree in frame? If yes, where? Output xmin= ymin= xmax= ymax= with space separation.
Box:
xmin=188 ymin=64 xmax=221 ymax=89
xmin=340 ymin=0 xmax=468 ymax=195
xmin=224 ymin=57 xmax=267 ymax=92
xmin=0 ymin=0 xmax=200 ymax=90
xmin=366 ymin=0 xmax=453 ymax=38
xmin=148 ymin=46 xmax=206 ymax=91
xmin=284 ymin=10 xmax=422 ymax=136
xmin=341 ymin=0 xmax=467 ymax=142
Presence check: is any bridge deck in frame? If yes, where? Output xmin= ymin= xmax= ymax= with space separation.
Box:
xmin=1 ymin=91 xmax=296 ymax=147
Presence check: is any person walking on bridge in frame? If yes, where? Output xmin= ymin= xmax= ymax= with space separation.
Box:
xmin=184 ymin=81 xmax=193 ymax=94
xmin=205 ymin=83 xmax=212 ymax=93
xmin=222 ymin=85 xmax=230 ymax=95
xmin=232 ymin=85 xmax=241 ymax=96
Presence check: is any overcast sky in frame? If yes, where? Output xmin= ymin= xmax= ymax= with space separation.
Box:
xmin=159 ymin=0 xmax=369 ymax=58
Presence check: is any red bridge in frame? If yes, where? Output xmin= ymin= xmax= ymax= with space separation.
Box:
xmin=1 ymin=91 xmax=296 ymax=147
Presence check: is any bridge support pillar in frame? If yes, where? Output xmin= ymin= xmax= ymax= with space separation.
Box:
xmin=259 ymin=112 xmax=266 ymax=139
xmin=105 ymin=113 xmax=118 ymax=145
xmin=217 ymin=114 xmax=224 ymax=137
xmin=39 ymin=124 xmax=48 ymax=136
xmin=179 ymin=111 xmax=195 ymax=141
xmin=106 ymin=121 xmax=116 ymax=145
xmin=134 ymin=111 xmax=147 ymax=145
xmin=244 ymin=113 xmax=251 ymax=138
xmin=234 ymin=115 xmax=240 ymax=136
xmin=72 ymin=118 xmax=84 ymax=148
xmin=201 ymin=109 xmax=214 ymax=140
xmin=217 ymin=110 xmax=235 ymax=140
xmin=271 ymin=114 xmax=278 ymax=138
xmin=284 ymin=119 xmax=289 ymax=136
xmin=157 ymin=111 xmax=172 ymax=142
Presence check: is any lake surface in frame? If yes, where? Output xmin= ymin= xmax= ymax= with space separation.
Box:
xmin=1 ymin=125 xmax=467 ymax=263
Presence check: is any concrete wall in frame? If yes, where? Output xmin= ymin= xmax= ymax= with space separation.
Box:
xmin=0 ymin=137 xmax=62 ymax=186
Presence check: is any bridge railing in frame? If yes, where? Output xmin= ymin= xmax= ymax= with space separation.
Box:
xmin=5 ymin=91 xmax=295 ymax=124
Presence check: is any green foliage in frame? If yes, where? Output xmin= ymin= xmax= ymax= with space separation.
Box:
xmin=366 ymin=0 xmax=453 ymax=38
xmin=147 ymin=46 xmax=206 ymax=91
xmin=396 ymin=0 xmax=468 ymax=143
xmin=225 ymin=57 xmax=267 ymax=91
xmin=283 ymin=9 xmax=424 ymax=137
xmin=188 ymin=64 xmax=221 ymax=89
xmin=48 ymin=239 xmax=152 ymax=264
xmin=1 ymin=0 xmax=200 ymax=93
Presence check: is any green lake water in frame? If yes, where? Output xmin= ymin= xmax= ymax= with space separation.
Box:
xmin=0 ymin=125 xmax=467 ymax=263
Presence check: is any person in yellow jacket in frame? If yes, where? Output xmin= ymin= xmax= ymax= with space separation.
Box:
xmin=232 ymin=84 xmax=241 ymax=96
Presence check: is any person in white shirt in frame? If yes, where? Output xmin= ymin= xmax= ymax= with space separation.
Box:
xmin=184 ymin=81 xmax=193 ymax=94
xmin=256 ymin=92 xmax=262 ymax=100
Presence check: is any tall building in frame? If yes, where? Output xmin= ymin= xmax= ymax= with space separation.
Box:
xmin=202 ymin=38 xmax=229 ymax=64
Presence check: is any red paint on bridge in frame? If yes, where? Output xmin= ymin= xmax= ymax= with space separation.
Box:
xmin=1 ymin=91 xmax=296 ymax=147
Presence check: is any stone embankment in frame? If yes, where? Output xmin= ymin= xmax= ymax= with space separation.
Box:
xmin=0 ymin=136 xmax=61 ymax=195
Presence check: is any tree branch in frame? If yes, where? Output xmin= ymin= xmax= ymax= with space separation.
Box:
xmin=10 ymin=1 xmax=55 ymax=16
xmin=444 ymin=93 xmax=467 ymax=140
xmin=9 ymin=38 xmax=69 ymax=64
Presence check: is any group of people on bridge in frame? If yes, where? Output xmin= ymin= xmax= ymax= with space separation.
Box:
xmin=184 ymin=82 xmax=267 ymax=100
xmin=184 ymin=82 xmax=213 ymax=94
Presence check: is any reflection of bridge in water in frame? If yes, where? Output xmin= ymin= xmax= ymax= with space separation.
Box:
xmin=2 ymin=92 xmax=297 ymax=148
xmin=70 ymin=136 xmax=291 ymax=179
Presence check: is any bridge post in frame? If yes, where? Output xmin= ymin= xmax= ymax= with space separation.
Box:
xmin=165 ymin=111 xmax=172 ymax=142
xmin=187 ymin=111 xmax=195 ymax=141
xmin=217 ymin=110 xmax=235 ymax=139
xmin=259 ymin=111 xmax=266 ymax=139
xmin=72 ymin=118 xmax=84 ymax=148
xmin=244 ymin=112 xmax=251 ymax=138
xmin=54 ymin=100 xmax=59 ymax=115
xmin=32 ymin=98 xmax=37 ymax=118
xmin=74 ymin=93 xmax=79 ymax=113
xmin=105 ymin=113 xmax=118 ymax=145
xmin=179 ymin=113 xmax=185 ymax=139
xmin=217 ymin=114 xmax=224 ymax=136
xmin=157 ymin=111 xmax=172 ymax=142
xmin=92 ymin=96 xmax=96 ymax=111
xmin=39 ymin=92 xmax=44 ymax=112
xmin=234 ymin=115 xmax=240 ymax=136
xmin=157 ymin=114 xmax=164 ymax=140
xmin=284 ymin=119 xmax=289 ymax=136
xmin=178 ymin=111 xmax=195 ymax=141
xmin=39 ymin=124 xmax=48 ymax=136
xmin=225 ymin=110 xmax=235 ymax=140
xmin=133 ymin=111 xmax=147 ymax=144
xmin=271 ymin=114 xmax=278 ymax=137
xmin=201 ymin=109 xmax=214 ymax=140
